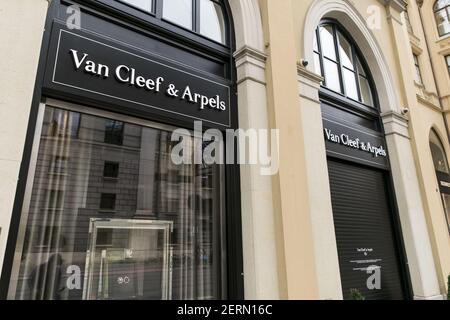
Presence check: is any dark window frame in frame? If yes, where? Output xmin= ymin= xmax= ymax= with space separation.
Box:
xmin=434 ymin=0 xmax=450 ymax=37
xmin=314 ymin=20 xmax=376 ymax=109
xmin=98 ymin=0 xmax=230 ymax=46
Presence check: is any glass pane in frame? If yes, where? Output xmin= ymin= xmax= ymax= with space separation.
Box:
xmin=356 ymin=57 xmax=366 ymax=77
xmin=319 ymin=25 xmax=337 ymax=61
xmin=430 ymin=130 xmax=450 ymax=174
xmin=119 ymin=0 xmax=153 ymax=13
xmin=163 ymin=0 xmax=193 ymax=30
xmin=313 ymin=32 xmax=319 ymax=52
xmin=200 ymin=0 xmax=226 ymax=44
xmin=338 ymin=33 xmax=354 ymax=70
xmin=446 ymin=55 xmax=450 ymax=68
xmin=343 ymin=68 xmax=358 ymax=100
xmin=323 ymin=59 xmax=341 ymax=93
xmin=435 ymin=9 xmax=450 ymax=36
xmin=359 ymin=76 xmax=374 ymax=107
xmin=8 ymin=106 xmax=224 ymax=300
xmin=435 ymin=0 xmax=450 ymax=11
xmin=45 ymin=108 xmax=80 ymax=138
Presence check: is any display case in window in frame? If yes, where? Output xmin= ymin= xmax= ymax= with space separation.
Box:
xmin=83 ymin=219 xmax=173 ymax=300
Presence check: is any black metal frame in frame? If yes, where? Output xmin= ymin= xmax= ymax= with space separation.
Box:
xmin=434 ymin=0 xmax=450 ymax=37
xmin=429 ymin=129 xmax=450 ymax=235
xmin=314 ymin=19 xmax=376 ymax=109
xmin=319 ymin=19 xmax=414 ymax=300
xmin=97 ymin=0 xmax=230 ymax=49
xmin=0 ymin=0 xmax=243 ymax=300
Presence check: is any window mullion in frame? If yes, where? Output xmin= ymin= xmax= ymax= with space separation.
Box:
xmin=155 ymin=0 xmax=163 ymax=19
xmin=194 ymin=0 xmax=200 ymax=32
xmin=333 ymin=26 xmax=345 ymax=95
xmin=352 ymin=47 xmax=363 ymax=102
xmin=316 ymin=27 xmax=326 ymax=86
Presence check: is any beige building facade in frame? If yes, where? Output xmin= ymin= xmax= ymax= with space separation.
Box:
xmin=0 ymin=0 xmax=448 ymax=300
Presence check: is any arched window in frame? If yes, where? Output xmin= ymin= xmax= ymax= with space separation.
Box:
xmin=313 ymin=21 xmax=374 ymax=107
xmin=434 ymin=0 xmax=450 ymax=37
xmin=430 ymin=129 xmax=450 ymax=232
xmin=118 ymin=0 xmax=227 ymax=44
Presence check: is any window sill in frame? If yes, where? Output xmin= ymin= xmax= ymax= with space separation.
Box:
xmin=436 ymin=33 xmax=450 ymax=44
xmin=99 ymin=210 xmax=116 ymax=214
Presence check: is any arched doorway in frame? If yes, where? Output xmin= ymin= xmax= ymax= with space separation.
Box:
xmin=314 ymin=19 xmax=410 ymax=300
xmin=429 ymin=129 xmax=450 ymax=233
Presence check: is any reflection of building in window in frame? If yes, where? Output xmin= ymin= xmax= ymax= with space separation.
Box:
xmin=15 ymin=106 xmax=222 ymax=300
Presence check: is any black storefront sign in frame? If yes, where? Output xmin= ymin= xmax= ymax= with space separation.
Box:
xmin=323 ymin=115 xmax=389 ymax=170
xmin=43 ymin=23 xmax=231 ymax=128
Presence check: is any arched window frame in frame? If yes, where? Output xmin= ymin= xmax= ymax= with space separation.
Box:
xmin=98 ymin=0 xmax=231 ymax=48
xmin=434 ymin=0 xmax=450 ymax=37
xmin=429 ymin=129 xmax=450 ymax=234
xmin=313 ymin=20 xmax=376 ymax=109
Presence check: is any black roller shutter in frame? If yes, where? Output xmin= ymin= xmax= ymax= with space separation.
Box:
xmin=328 ymin=159 xmax=406 ymax=300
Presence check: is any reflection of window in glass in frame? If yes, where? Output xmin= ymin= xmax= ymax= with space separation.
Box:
xmin=49 ymin=109 xmax=80 ymax=138
xmin=103 ymin=161 xmax=120 ymax=179
xmin=100 ymin=193 xmax=116 ymax=211
xmin=48 ymin=190 xmax=64 ymax=209
xmin=435 ymin=0 xmax=450 ymax=37
xmin=105 ymin=120 xmax=124 ymax=145
xmin=36 ymin=226 xmax=65 ymax=250
xmin=51 ymin=156 xmax=68 ymax=174
xmin=118 ymin=0 xmax=153 ymax=13
xmin=162 ymin=0 xmax=193 ymax=29
xmin=96 ymin=229 xmax=113 ymax=247
xmin=200 ymin=0 xmax=226 ymax=44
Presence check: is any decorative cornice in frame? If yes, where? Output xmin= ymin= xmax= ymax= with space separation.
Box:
xmin=378 ymin=0 xmax=407 ymax=12
xmin=381 ymin=110 xmax=409 ymax=124
xmin=381 ymin=110 xmax=410 ymax=139
xmin=297 ymin=63 xmax=323 ymax=85
xmin=234 ymin=45 xmax=267 ymax=64
xmin=234 ymin=45 xmax=267 ymax=86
